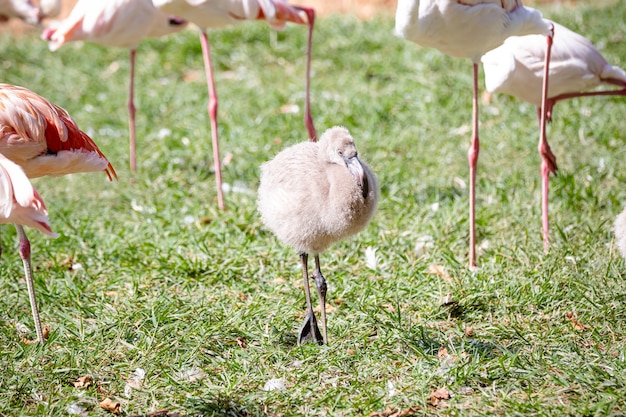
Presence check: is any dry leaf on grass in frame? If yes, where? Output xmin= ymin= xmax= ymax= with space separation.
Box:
xmin=429 ymin=387 xmax=451 ymax=407
xmin=100 ymin=398 xmax=121 ymax=414
xmin=22 ymin=325 xmax=50 ymax=344
xmin=236 ymin=336 xmax=247 ymax=349
xmin=427 ymin=264 xmax=452 ymax=281
xmin=73 ymin=375 xmax=93 ymax=389
xmin=566 ymin=311 xmax=590 ymax=332
xmin=437 ymin=346 xmax=449 ymax=359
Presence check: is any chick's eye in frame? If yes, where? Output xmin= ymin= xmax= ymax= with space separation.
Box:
xmin=338 ymin=150 xmax=343 ymax=156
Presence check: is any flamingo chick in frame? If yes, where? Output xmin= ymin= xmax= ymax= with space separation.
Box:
xmin=42 ymin=0 xmax=188 ymax=173
xmin=482 ymin=21 xmax=626 ymax=249
xmin=257 ymin=126 xmax=378 ymax=345
xmin=152 ymin=0 xmax=317 ymax=211
xmin=0 ymin=83 xmax=117 ymax=343
xmin=394 ymin=0 xmax=554 ymax=267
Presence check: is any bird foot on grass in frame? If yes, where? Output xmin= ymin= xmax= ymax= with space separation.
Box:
xmin=298 ymin=311 xmax=324 ymax=346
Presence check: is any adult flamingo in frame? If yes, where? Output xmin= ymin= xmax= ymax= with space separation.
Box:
xmin=42 ymin=0 xmax=187 ymax=173
xmin=394 ymin=0 xmax=554 ymax=268
xmin=0 ymin=83 xmax=117 ymax=343
xmin=152 ymin=0 xmax=317 ymax=211
xmin=482 ymin=21 xmax=626 ymax=249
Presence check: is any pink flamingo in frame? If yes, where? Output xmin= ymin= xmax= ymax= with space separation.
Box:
xmin=42 ymin=0 xmax=188 ymax=173
xmin=152 ymin=0 xmax=317 ymax=211
xmin=482 ymin=20 xmax=626 ymax=249
xmin=0 ymin=82 xmax=117 ymax=343
xmin=394 ymin=0 xmax=554 ymax=268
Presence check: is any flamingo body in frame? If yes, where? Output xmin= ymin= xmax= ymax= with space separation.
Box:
xmin=44 ymin=0 xmax=186 ymax=50
xmin=153 ymin=0 xmax=302 ymax=29
xmin=395 ymin=0 xmax=553 ymax=267
xmin=259 ymin=127 xmax=377 ymax=255
xmin=482 ymin=21 xmax=626 ymax=107
xmin=395 ymin=0 xmax=551 ymax=62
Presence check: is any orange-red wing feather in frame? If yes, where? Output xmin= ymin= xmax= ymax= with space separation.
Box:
xmin=0 ymin=83 xmax=117 ymax=180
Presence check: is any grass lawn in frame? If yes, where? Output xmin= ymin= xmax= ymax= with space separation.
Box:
xmin=1 ymin=1 xmax=626 ymax=415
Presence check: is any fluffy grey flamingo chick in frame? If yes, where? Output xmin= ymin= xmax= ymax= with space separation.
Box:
xmin=257 ymin=126 xmax=378 ymax=345
xmin=614 ymin=207 xmax=626 ymax=260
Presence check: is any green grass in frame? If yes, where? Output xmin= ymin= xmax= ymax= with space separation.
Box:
xmin=2 ymin=1 xmax=626 ymax=415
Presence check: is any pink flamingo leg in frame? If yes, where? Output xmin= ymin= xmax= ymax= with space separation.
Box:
xmin=296 ymin=6 xmax=317 ymax=142
xmin=539 ymin=29 xmax=554 ymax=253
xmin=468 ymin=62 xmax=480 ymax=269
xmin=16 ymin=225 xmax=45 ymax=343
xmin=128 ymin=48 xmax=137 ymax=173
xmin=199 ymin=31 xmax=226 ymax=211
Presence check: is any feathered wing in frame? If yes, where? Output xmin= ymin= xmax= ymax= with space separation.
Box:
xmin=0 ymin=83 xmax=117 ymax=180
xmin=0 ymin=154 xmax=57 ymax=237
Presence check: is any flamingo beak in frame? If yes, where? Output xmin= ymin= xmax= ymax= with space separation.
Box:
xmin=345 ymin=156 xmax=365 ymax=189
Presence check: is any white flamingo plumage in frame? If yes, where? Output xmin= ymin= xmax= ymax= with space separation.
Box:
xmin=394 ymin=0 xmax=554 ymax=267
xmin=152 ymin=0 xmax=317 ymax=211
xmin=257 ymin=126 xmax=378 ymax=345
xmin=482 ymin=20 xmax=626 ymax=251
xmin=0 ymin=83 xmax=117 ymax=343
xmin=41 ymin=0 xmax=188 ymax=173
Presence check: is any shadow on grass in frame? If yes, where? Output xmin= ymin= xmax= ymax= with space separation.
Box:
xmin=185 ymin=396 xmax=266 ymax=417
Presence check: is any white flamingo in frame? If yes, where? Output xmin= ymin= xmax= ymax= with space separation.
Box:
xmin=482 ymin=21 xmax=626 ymax=249
xmin=394 ymin=0 xmax=554 ymax=267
